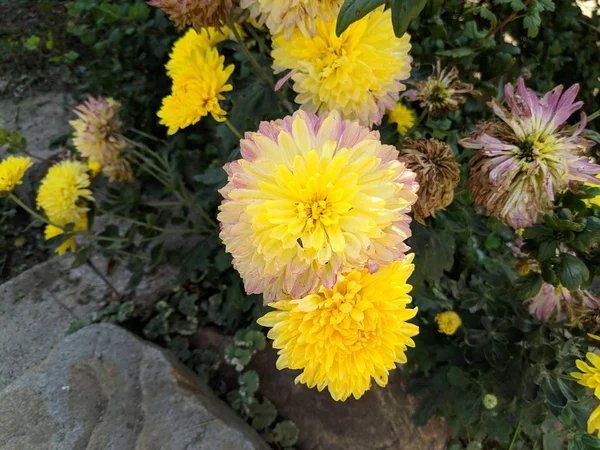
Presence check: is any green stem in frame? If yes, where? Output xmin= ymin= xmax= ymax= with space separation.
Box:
xmin=587 ymin=108 xmax=600 ymax=123
xmin=227 ymin=14 xmax=294 ymax=114
xmin=224 ymin=119 xmax=243 ymax=140
xmin=402 ymin=110 xmax=428 ymax=140
xmin=508 ymin=421 xmax=522 ymax=450
xmin=9 ymin=193 xmax=49 ymax=225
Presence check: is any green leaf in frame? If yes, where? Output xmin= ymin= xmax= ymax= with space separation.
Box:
xmin=447 ymin=367 xmax=471 ymax=389
xmin=543 ymin=431 xmax=563 ymax=450
xmin=24 ymin=35 xmax=40 ymax=51
xmin=558 ymin=254 xmax=589 ymax=290
xmin=238 ymin=370 xmax=260 ymax=399
xmin=391 ymin=0 xmax=428 ymax=37
xmin=335 ymin=0 xmax=385 ymax=36
xmin=514 ymin=272 xmax=543 ymax=300
xmin=537 ymin=240 xmax=557 ymax=262
xmin=248 ymin=398 xmax=277 ymax=430
xmin=269 ymin=421 xmax=299 ymax=447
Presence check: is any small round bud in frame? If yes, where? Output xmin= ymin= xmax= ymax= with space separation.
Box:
xmin=482 ymin=393 xmax=498 ymax=410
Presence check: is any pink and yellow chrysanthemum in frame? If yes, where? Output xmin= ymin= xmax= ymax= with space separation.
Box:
xmin=257 ymin=257 xmax=419 ymax=401
xmin=218 ymin=110 xmax=418 ymax=302
xmin=271 ymin=6 xmax=412 ymax=127
xmin=241 ymin=0 xmax=342 ymax=39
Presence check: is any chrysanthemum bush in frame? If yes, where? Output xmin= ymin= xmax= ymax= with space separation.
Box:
xmin=4 ymin=0 xmax=600 ymax=448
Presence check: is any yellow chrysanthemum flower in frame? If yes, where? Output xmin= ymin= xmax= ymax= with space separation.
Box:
xmin=589 ymin=403 xmax=600 ymax=437
xmin=37 ymin=160 xmax=93 ymax=225
xmin=435 ymin=311 xmax=462 ymax=335
xmin=271 ymin=6 xmax=412 ymax=126
xmin=218 ymin=110 xmax=418 ymax=302
xmin=387 ymin=103 xmax=416 ymax=135
xmin=241 ymin=0 xmax=342 ymax=39
xmin=44 ymin=213 xmax=88 ymax=256
xmin=0 ymin=156 xmax=32 ymax=193
xmin=572 ymin=352 xmax=600 ymax=396
xmin=87 ymin=160 xmax=103 ymax=178
xmin=257 ymin=257 xmax=419 ymax=401
xmin=158 ymin=46 xmax=234 ymax=134
xmin=166 ymin=26 xmax=243 ymax=77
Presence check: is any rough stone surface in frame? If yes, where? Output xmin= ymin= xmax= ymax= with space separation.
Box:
xmin=0 ymin=324 xmax=269 ymax=450
xmin=0 ymin=91 xmax=71 ymax=159
xmin=0 ymin=255 xmax=174 ymax=390
xmin=192 ymin=327 xmax=450 ymax=450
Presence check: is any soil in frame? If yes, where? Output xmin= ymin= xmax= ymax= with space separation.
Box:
xmin=0 ymin=0 xmax=69 ymax=100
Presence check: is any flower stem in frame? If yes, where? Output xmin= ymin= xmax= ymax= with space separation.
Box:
xmin=485 ymin=0 xmax=533 ymax=38
xmin=587 ymin=109 xmax=600 ymax=123
xmin=224 ymin=119 xmax=243 ymax=140
xmin=402 ymin=110 xmax=428 ymax=140
xmin=507 ymin=421 xmax=521 ymax=450
xmin=227 ymin=14 xmax=294 ymax=114
xmin=9 ymin=193 xmax=49 ymax=225
xmin=86 ymin=258 xmax=121 ymax=297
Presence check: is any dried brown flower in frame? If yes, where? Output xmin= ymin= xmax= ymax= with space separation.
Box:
xmin=399 ymin=139 xmax=461 ymax=223
xmin=404 ymin=60 xmax=476 ymax=116
xmin=148 ymin=0 xmax=235 ymax=30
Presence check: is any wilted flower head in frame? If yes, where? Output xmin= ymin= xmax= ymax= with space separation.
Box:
xmin=271 ymin=6 xmax=412 ymax=127
xmin=241 ymin=0 xmax=342 ymax=39
xmin=435 ymin=311 xmax=462 ymax=335
xmin=461 ymin=79 xmax=600 ymax=229
xmin=399 ymin=139 xmax=461 ymax=223
xmin=218 ymin=110 xmax=418 ymax=302
xmin=148 ymin=0 xmax=234 ymax=30
xmin=405 ymin=61 xmax=474 ymax=116
xmin=257 ymin=258 xmax=419 ymax=401
xmin=37 ymin=160 xmax=93 ymax=226
xmin=158 ymin=45 xmax=234 ymax=134
xmin=387 ymin=103 xmax=416 ymax=135
xmin=0 ymin=156 xmax=32 ymax=193
xmin=526 ymin=282 xmax=572 ymax=322
xmin=70 ymin=97 xmax=132 ymax=183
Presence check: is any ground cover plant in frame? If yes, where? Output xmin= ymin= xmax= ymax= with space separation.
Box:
xmin=2 ymin=0 xmax=600 ymax=448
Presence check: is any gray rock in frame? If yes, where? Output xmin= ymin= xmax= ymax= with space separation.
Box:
xmin=0 ymin=91 xmax=71 ymax=159
xmin=0 ymin=255 xmax=174 ymax=390
xmin=0 ymin=324 xmax=269 ymax=450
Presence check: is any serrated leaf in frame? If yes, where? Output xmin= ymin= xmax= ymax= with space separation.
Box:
xmin=269 ymin=421 xmax=299 ymax=447
xmin=335 ymin=0 xmax=385 ymax=36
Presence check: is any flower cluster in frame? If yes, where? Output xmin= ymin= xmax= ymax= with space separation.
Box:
xmin=148 ymin=0 xmax=234 ymax=30
xmin=271 ymin=6 xmax=412 ymax=127
xmin=241 ymin=0 xmax=342 ymax=39
xmin=37 ymin=160 xmax=94 ymax=255
xmin=70 ymin=96 xmax=132 ymax=182
xmin=219 ymin=110 xmax=419 ymax=399
xmin=461 ymin=79 xmax=599 ymax=229
xmin=0 ymin=156 xmax=32 ymax=194
xmin=158 ymin=30 xmax=234 ymax=134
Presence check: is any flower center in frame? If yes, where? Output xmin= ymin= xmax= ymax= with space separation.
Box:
xmin=296 ymin=197 xmax=337 ymax=229
xmin=318 ymin=43 xmax=351 ymax=79
xmin=517 ymin=135 xmax=555 ymax=162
